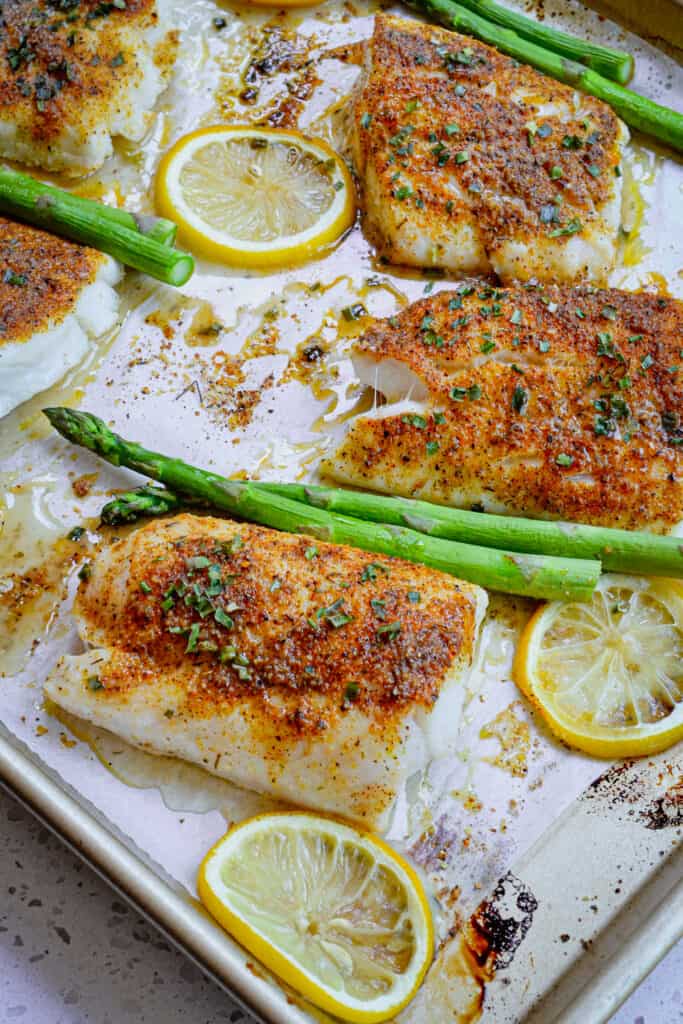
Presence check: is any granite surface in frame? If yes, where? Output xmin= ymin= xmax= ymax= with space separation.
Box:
xmin=0 ymin=785 xmax=680 ymax=1023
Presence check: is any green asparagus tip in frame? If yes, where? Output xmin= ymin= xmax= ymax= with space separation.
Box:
xmin=43 ymin=407 xmax=123 ymax=464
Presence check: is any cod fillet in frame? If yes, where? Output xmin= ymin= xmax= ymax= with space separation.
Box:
xmin=325 ymin=283 xmax=683 ymax=531
xmin=0 ymin=0 xmax=177 ymax=176
xmin=0 ymin=216 xmax=120 ymax=418
xmin=352 ymin=15 xmax=627 ymax=283
xmin=45 ymin=514 xmax=487 ymax=830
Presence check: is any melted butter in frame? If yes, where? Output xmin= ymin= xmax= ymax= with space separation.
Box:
xmin=50 ymin=703 xmax=280 ymax=822
xmin=0 ymin=481 xmax=79 ymax=675
xmin=480 ymin=701 xmax=532 ymax=779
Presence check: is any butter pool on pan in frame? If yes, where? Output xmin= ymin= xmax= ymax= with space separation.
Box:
xmin=0 ymin=217 xmax=121 ymax=418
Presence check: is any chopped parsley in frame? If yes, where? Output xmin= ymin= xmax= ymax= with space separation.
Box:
xmin=556 ymin=453 xmax=574 ymax=467
xmin=376 ymin=621 xmax=402 ymax=641
xmin=512 ymin=383 xmax=528 ymax=413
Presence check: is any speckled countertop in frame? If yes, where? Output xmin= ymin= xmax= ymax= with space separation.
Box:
xmin=0 ymin=786 xmax=680 ymax=1024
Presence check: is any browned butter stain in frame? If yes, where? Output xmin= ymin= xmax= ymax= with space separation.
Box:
xmin=480 ymin=700 xmax=531 ymax=778
xmin=415 ymin=871 xmax=539 ymax=1022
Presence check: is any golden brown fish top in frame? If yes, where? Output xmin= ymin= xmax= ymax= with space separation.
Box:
xmin=0 ymin=0 xmax=176 ymax=144
xmin=0 ymin=215 xmax=106 ymax=344
xmin=329 ymin=284 xmax=683 ymax=530
xmin=353 ymin=15 xmax=623 ymax=276
xmin=77 ymin=514 xmax=481 ymax=738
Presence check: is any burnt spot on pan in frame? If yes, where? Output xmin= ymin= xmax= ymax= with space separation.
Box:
xmin=467 ymin=871 xmax=539 ymax=972
xmin=641 ymin=780 xmax=683 ymax=830
xmin=583 ymin=759 xmax=683 ymax=832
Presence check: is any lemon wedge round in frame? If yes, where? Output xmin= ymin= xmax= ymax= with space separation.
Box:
xmin=198 ymin=812 xmax=434 ymax=1022
xmin=155 ymin=126 xmax=355 ymax=268
xmin=514 ymin=574 xmax=683 ymax=758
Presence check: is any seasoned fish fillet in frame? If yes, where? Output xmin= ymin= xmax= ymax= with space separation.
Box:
xmin=352 ymin=15 xmax=626 ymax=283
xmin=0 ymin=217 xmax=120 ymax=418
xmin=45 ymin=514 xmax=487 ymax=830
xmin=326 ymin=283 xmax=683 ymax=531
xmin=0 ymin=0 xmax=177 ymax=176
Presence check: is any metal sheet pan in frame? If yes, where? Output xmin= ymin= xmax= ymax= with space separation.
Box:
xmin=0 ymin=0 xmax=681 ymax=1020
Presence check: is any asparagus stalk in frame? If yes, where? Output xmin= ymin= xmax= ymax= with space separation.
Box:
xmin=256 ymin=483 xmax=683 ymax=579
xmin=453 ymin=0 xmax=633 ymax=84
xmin=44 ymin=407 xmax=600 ymax=601
xmin=0 ymin=166 xmax=192 ymax=285
xmin=100 ymin=485 xmax=183 ymax=525
xmin=406 ymin=0 xmax=683 ymax=152
xmin=0 ymin=165 xmax=178 ymax=246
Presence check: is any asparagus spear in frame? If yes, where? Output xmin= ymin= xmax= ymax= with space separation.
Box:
xmin=256 ymin=483 xmax=683 ymax=579
xmin=100 ymin=485 xmax=183 ymax=525
xmin=406 ymin=0 xmax=683 ymax=152
xmin=0 ymin=166 xmax=192 ymax=286
xmin=44 ymin=407 xmax=600 ymax=601
xmin=453 ymin=0 xmax=633 ymax=84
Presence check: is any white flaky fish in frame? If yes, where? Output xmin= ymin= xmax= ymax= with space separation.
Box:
xmin=351 ymin=15 xmax=627 ymax=283
xmin=45 ymin=513 xmax=487 ymax=830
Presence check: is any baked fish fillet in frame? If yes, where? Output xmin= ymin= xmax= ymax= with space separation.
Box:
xmin=352 ymin=15 xmax=626 ymax=283
xmin=325 ymin=284 xmax=683 ymax=531
xmin=45 ymin=514 xmax=487 ymax=830
xmin=0 ymin=0 xmax=177 ymax=176
xmin=0 ymin=216 xmax=120 ymax=418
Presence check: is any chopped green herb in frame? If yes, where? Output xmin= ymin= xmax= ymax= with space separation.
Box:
xmin=360 ymin=112 xmax=372 ymax=128
xmin=78 ymin=562 xmax=92 ymax=581
xmin=269 ymin=578 xmax=282 ymax=592
xmin=641 ymin=354 xmax=654 ymax=370
xmin=405 ymin=99 xmax=420 ymax=113
xmin=87 ymin=676 xmax=103 ymax=691
xmin=601 ymin=305 xmax=618 ymax=320
xmin=370 ymin=598 xmax=386 ymax=619
xmin=562 ymin=134 xmax=582 ymax=149
xmin=445 ymin=123 xmax=460 ymax=135
xmin=549 ymin=217 xmax=582 ymax=237
xmin=377 ymin=621 xmax=402 ymax=640
xmin=396 ymin=185 xmax=413 ymax=201
xmin=186 ymin=555 xmax=211 ymax=570
xmin=304 ymin=546 xmax=318 ymax=560
xmin=550 ymin=165 xmax=563 ymax=180
xmin=556 ymin=453 xmax=574 ymax=467
xmin=510 ymin=309 xmax=523 ymax=325
xmin=214 ymin=607 xmax=234 ymax=629
xmin=139 ymin=580 xmax=152 ymax=594
xmin=361 ymin=562 xmax=389 ymax=582
xmin=426 ymin=440 xmax=440 ymax=455
xmin=407 ymin=590 xmax=421 ymax=603
xmin=3 ymin=270 xmax=27 ymax=286
xmin=454 ymin=150 xmax=469 ymax=164
xmin=402 ymin=413 xmax=427 ymax=429
xmin=512 ymin=383 xmax=528 ymax=413
xmin=480 ymin=339 xmax=496 ymax=354
xmin=538 ymin=339 xmax=551 ymax=353
xmin=185 ymin=622 xmax=202 ymax=653
xmin=67 ymin=526 xmax=85 ymax=542
xmin=344 ymin=682 xmax=360 ymax=703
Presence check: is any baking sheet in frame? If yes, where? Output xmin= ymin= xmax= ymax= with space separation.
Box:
xmin=0 ymin=0 xmax=682 ymax=1020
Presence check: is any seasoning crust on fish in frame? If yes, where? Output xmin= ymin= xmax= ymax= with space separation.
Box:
xmin=0 ymin=0 xmax=177 ymax=175
xmin=326 ymin=284 xmax=683 ymax=531
xmin=0 ymin=216 xmax=120 ymax=417
xmin=352 ymin=15 xmax=626 ymax=283
xmin=45 ymin=514 xmax=487 ymax=829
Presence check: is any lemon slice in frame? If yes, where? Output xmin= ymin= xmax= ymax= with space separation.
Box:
xmin=514 ymin=574 xmax=683 ymax=758
xmin=198 ymin=812 xmax=433 ymax=1022
xmin=155 ymin=127 xmax=355 ymax=268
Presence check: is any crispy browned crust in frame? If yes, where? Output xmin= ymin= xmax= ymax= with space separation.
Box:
xmin=331 ymin=284 xmax=683 ymax=530
xmin=354 ymin=15 xmax=621 ymax=265
xmin=78 ymin=514 xmax=479 ymax=738
xmin=0 ymin=215 xmax=104 ymax=344
xmin=0 ymin=0 xmax=176 ymax=144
